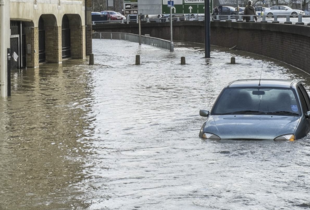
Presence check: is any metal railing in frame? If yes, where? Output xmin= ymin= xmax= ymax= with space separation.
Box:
xmin=92 ymin=13 xmax=309 ymax=25
xmin=92 ymin=32 xmax=172 ymax=50
xmin=211 ymin=14 xmax=307 ymax=25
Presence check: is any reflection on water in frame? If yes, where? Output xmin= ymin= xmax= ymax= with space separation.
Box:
xmin=1 ymin=40 xmax=310 ymax=210
xmin=0 ymin=61 xmax=95 ymax=209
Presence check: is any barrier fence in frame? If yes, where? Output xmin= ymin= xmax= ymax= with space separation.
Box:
xmin=92 ymin=32 xmax=172 ymax=51
xmin=92 ymin=14 xmax=309 ymax=25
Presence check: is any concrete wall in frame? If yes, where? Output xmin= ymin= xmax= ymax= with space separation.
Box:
xmin=93 ymin=22 xmax=310 ymax=73
xmin=0 ymin=0 xmax=11 ymax=97
xmin=10 ymin=0 xmax=85 ymax=27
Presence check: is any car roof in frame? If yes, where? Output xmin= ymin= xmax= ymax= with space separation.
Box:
xmin=227 ymin=79 xmax=299 ymax=88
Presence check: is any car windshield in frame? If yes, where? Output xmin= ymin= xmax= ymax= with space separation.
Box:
xmin=212 ymin=87 xmax=300 ymax=116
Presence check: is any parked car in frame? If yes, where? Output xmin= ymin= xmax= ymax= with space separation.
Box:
xmin=254 ymin=6 xmax=267 ymax=16
xmin=183 ymin=13 xmax=204 ymax=21
xmin=199 ymin=79 xmax=310 ymax=141
xmin=264 ymin=5 xmax=305 ymax=18
xmin=127 ymin=14 xmax=138 ymax=22
xmin=212 ymin=5 xmax=238 ymax=20
xmin=91 ymin=12 xmax=108 ymax=24
xmin=101 ymin=10 xmax=126 ymax=20
xmin=238 ymin=7 xmax=245 ymax=15
xmin=116 ymin=12 xmax=126 ymax=20
xmin=239 ymin=6 xmax=266 ymax=16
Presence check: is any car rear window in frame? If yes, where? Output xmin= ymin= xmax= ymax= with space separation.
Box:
xmin=212 ymin=87 xmax=300 ymax=116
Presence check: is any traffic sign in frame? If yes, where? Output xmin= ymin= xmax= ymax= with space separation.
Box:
xmin=162 ymin=0 xmax=212 ymax=14
xmin=188 ymin=6 xmax=193 ymax=13
xmin=168 ymin=1 xmax=174 ymax=7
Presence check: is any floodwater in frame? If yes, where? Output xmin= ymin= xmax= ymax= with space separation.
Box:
xmin=1 ymin=39 xmax=310 ymax=210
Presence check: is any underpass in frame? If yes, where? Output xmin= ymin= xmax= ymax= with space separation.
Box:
xmin=2 ymin=38 xmax=310 ymax=209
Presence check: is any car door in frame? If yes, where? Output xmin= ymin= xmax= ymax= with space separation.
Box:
xmin=297 ymin=84 xmax=310 ymax=137
xmin=271 ymin=6 xmax=280 ymax=16
xmin=279 ymin=6 xmax=287 ymax=16
xmin=221 ymin=6 xmax=230 ymax=19
xmin=255 ymin=7 xmax=262 ymax=16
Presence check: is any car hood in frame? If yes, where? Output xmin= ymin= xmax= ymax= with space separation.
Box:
xmin=203 ymin=115 xmax=300 ymax=140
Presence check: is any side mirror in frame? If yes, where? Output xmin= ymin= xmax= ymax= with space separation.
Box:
xmin=200 ymin=110 xmax=210 ymax=117
xmin=306 ymin=111 xmax=310 ymax=118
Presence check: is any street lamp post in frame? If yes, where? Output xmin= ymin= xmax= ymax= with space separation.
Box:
xmin=205 ymin=0 xmax=210 ymax=58
xmin=139 ymin=14 xmax=141 ymax=45
xmin=170 ymin=6 xmax=175 ymax=52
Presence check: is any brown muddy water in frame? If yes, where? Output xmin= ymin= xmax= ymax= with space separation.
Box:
xmin=1 ymin=39 xmax=310 ymax=210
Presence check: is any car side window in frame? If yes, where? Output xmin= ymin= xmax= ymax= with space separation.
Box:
xmin=297 ymin=87 xmax=308 ymax=113
xmin=299 ymin=84 xmax=310 ymax=111
xmin=271 ymin=6 xmax=277 ymax=10
xmin=280 ymin=6 xmax=285 ymax=10
xmin=222 ymin=7 xmax=229 ymax=13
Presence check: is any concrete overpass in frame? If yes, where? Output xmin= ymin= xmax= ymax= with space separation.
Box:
xmin=93 ymin=22 xmax=310 ymax=74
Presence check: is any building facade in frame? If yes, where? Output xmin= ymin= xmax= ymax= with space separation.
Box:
xmin=92 ymin=0 xmax=124 ymax=12
xmin=3 ymin=0 xmax=92 ymax=69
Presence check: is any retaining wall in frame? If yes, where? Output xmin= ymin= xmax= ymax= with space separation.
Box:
xmin=93 ymin=22 xmax=310 ymax=73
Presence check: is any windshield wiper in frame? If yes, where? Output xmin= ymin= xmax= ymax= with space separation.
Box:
xmin=221 ymin=110 xmax=266 ymax=115
xmin=266 ymin=111 xmax=299 ymax=116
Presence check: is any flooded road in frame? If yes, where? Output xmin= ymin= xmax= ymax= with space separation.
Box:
xmin=1 ymin=39 xmax=310 ymax=210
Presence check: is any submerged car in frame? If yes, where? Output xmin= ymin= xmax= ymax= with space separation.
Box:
xmin=199 ymin=79 xmax=310 ymax=141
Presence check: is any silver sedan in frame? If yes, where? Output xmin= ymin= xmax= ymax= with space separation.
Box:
xmin=199 ymin=79 xmax=310 ymax=141
xmin=264 ymin=5 xmax=305 ymax=18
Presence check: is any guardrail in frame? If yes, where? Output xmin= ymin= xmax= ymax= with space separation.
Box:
xmin=92 ymin=32 xmax=172 ymax=51
xmin=212 ymin=14 xmax=308 ymax=25
xmin=92 ymin=14 xmax=310 ymax=26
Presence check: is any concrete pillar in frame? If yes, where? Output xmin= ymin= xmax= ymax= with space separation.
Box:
xmin=249 ymin=15 xmax=255 ymax=23
xmin=272 ymin=15 xmax=279 ymax=23
xmin=135 ymin=55 xmax=140 ymax=65
xmin=45 ymin=26 xmax=62 ymax=63
xmin=25 ymin=27 xmax=39 ymax=68
xmin=85 ymin=0 xmax=92 ymax=55
xmin=284 ymin=15 xmax=292 ymax=24
xmin=0 ymin=0 xmax=10 ymax=97
xmin=261 ymin=15 xmax=267 ymax=23
xmin=70 ymin=25 xmax=85 ymax=59
xmin=237 ymin=15 xmax=243 ymax=22
xmin=295 ymin=14 xmax=304 ymax=25
xmin=89 ymin=53 xmax=94 ymax=65
xmin=86 ymin=24 xmax=92 ymax=55
xmin=231 ymin=57 xmax=236 ymax=64
xmin=181 ymin=57 xmax=186 ymax=65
